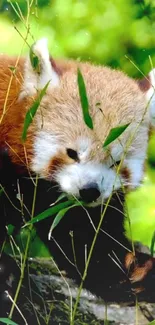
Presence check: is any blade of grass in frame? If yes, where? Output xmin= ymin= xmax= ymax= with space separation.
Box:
xmin=48 ymin=203 xmax=81 ymax=239
xmin=22 ymin=81 xmax=50 ymax=142
xmin=0 ymin=318 xmax=19 ymax=325
xmin=29 ymin=45 xmax=40 ymax=72
xmin=24 ymin=200 xmax=75 ymax=226
xmin=103 ymin=123 xmax=130 ymax=148
xmin=150 ymin=230 xmax=155 ymax=256
xmin=77 ymin=68 xmax=93 ymax=130
xmin=7 ymin=224 xmax=15 ymax=236
xmin=49 ymin=193 xmax=67 ymax=206
xmin=0 ymin=188 xmax=3 ymax=195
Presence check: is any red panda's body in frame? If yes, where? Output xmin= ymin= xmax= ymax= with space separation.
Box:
xmin=1 ymin=39 xmax=155 ymax=306
xmin=0 ymin=43 xmax=151 ymax=203
xmin=0 ymin=56 xmax=79 ymax=167
xmin=0 ymin=57 xmax=33 ymax=165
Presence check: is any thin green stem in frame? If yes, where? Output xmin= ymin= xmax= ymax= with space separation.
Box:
xmin=71 ymin=194 xmax=112 ymax=324
xmin=9 ymin=175 xmax=38 ymax=319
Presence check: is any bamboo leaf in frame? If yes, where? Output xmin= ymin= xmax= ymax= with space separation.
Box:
xmin=103 ymin=123 xmax=130 ymax=148
xmin=29 ymin=46 xmax=40 ymax=73
xmin=7 ymin=224 xmax=15 ymax=236
xmin=0 ymin=318 xmax=19 ymax=325
xmin=25 ymin=200 xmax=74 ymax=226
xmin=0 ymin=188 xmax=3 ymax=196
xmin=48 ymin=203 xmax=80 ymax=238
xmin=150 ymin=230 xmax=155 ymax=256
xmin=49 ymin=193 xmax=67 ymax=206
xmin=22 ymin=81 xmax=50 ymax=142
xmin=77 ymin=68 xmax=93 ymax=130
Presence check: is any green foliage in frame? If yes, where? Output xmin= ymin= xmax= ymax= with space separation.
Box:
xmin=0 ymin=188 xmax=3 ymax=195
xmin=0 ymin=319 xmax=19 ymax=325
xmin=5 ymin=226 xmax=51 ymax=257
xmin=77 ymin=68 xmax=93 ymax=130
xmin=25 ymin=200 xmax=75 ymax=225
xmin=22 ymin=81 xmax=50 ymax=142
xmin=0 ymin=0 xmax=155 ymax=77
xmin=49 ymin=203 xmax=80 ymax=234
xmin=125 ymin=133 xmax=155 ymax=252
xmin=150 ymin=231 xmax=155 ymax=256
xmin=148 ymin=321 xmax=155 ymax=325
xmin=0 ymin=0 xmax=50 ymax=18
xmin=103 ymin=123 xmax=130 ymax=148
xmin=125 ymin=181 xmax=155 ymax=250
xmin=29 ymin=44 xmax=40 ymax=72
xmin=7 ymin=224 xmax=15 ymax=236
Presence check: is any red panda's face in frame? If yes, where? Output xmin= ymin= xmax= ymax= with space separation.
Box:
xmin=21 ymin=39 xmax=150 ymax=205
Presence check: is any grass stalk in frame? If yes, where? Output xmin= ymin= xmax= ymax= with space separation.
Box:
xmin=8 ymin=175 xmax=38 ymax=319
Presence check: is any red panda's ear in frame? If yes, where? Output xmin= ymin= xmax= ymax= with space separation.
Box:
xmin=138 ymin=70 xmax=155 ymax=127
xmin=19 ymin=38 xmax=60 ymax=99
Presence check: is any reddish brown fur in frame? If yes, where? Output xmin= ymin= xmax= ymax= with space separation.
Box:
xmin=0 ymin=53 xmax=155 ymax=290
xmin=125 ymin=252 xmax=154 ymax=286
xmin=0 ymin=55 xmax=150 ymax=177
xmin=45 ymin=152 xmax=74 ymax=179
xmin=137 ymin=75 xmax=151 ymax=92
xmin=0 ymin=57 xmax=35 ymax=166
xmin=0 ymin=57 xmax=77 ymax=167
xmin=120 ymin=167 xmax=131 ymax=183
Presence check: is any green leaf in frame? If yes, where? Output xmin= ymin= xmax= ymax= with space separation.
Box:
xmin=0 ymin=318 xmax=19 ymax=325
xmin=49 ymin=203 xmax=80 ymax=235
xmin=25 ymin=200 xmax=74 ymax=226
xmin=29 ymin=46 xmax=40 ymax=72
xmin=0 ymin=188 xmax=3 ymax=196
xmin=4 ymin=227 xmax=51 ymax=258
xmin=7 ymin=224 xmax=15 ymax=236
xmin=77 ymin=68 xmax=93 ymax=130
xmin=103 ymin=123 xmax=130 ymax=148
xmin=148 ymin=321 xmax=155 ymax=325
xmin=22 ymin=81 xmax=50 ymax=142
xmin=9 ymin=66 xmax=16 ymax=74
xmin=150 ymin=230 xmax=155 ymax=256
xmin=49 ymin=193 xmax=67 ymax=206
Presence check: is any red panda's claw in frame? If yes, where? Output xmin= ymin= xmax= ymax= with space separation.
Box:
xmin=124 ymin=252 xmax=155 ymax=293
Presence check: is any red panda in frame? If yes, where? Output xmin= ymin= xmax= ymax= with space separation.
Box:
xmin=0 ymin=39 xmax=155 ymax=301
xmin=0 ymin=38 xmax=154 ymax=205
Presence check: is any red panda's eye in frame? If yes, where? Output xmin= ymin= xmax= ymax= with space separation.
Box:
xmin=66 ymin=148 xmax=79 ymax=161
xmin=110 ymin=160 xmax=121 ymax=168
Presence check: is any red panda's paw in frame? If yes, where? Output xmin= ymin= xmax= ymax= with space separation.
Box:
xmin=124 ymin=252 xmax=155 ymax=293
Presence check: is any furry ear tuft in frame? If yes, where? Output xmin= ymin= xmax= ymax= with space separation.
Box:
xmin=19 ymin=38 xmax=59 ymax=99
xmin=146 ymin=69 xmax=155 ymax=126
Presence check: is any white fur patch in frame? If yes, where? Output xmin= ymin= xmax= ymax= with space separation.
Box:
xmin=110 ymin=143 xmax=124 ymax=164
xmin=55 ymin=162 xmax=121 ymax=203
xmin=31 ymin=133 xmax=145 ymax=203
xmin=77 ymin=138 xmax=91 ymax=161
xmin=146 ymin=69 xmax=155 ymax=126
xmin=31 ymin=131 xmax=61 ymax=175
xmin=125 ymin=157 xmax=144 ymax=188
xmin=19 ymin=38 xmax=59 ymax=99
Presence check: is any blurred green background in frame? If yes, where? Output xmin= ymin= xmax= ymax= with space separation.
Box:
xmin=0 ymin=0 xmax=155 ymax=251
xmin=0 ymin=0 xmax=155 ymax=77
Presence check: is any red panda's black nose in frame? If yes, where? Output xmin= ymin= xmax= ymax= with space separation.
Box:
xmin=79 ymin=184 xmax=100 ymax=203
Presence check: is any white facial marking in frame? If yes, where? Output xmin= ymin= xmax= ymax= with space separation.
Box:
xmin=125 ymin=157 xmax=144 ymax=188
xmin=55 ymin=162 xmax=121 ymax=202
xmin=31 ymin=131 xmax=61 ymax=175
xmin=77 ymin=138 xmax=91 ymax=161
xmin=110 ymin=143 xmax=124 ymax=163
xmin=19 ymin=38 xmax=59 ymax=99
